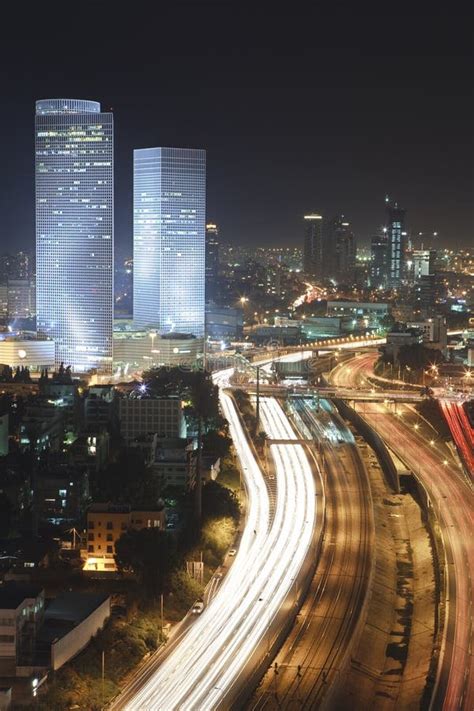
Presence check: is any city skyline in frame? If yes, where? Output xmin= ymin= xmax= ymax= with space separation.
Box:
xmin=0 ymin=4 xmax=471 ymax=257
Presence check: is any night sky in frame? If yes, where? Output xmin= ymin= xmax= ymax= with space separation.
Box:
xmin=1 ymin=2 xmax=472 ymax=257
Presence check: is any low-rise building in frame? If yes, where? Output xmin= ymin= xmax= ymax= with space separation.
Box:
xmin=406 ymin=315 xmax=447 ymax=354
xmin=37 ymin=592 xmax=110 ymax=671
xmin=19 ymin=399 xmax=64 ymax=453
xmin=0 ymin=584 xmax=45 ymax=676
xmin=0 ymin=336 xmax=55 ymax=372
xmin=84 ymin=502 xmax=166 ymax=573
xmin=150 ymin=436 xmax=197 ymax=490
xmin=118 ymin=395 xmax=186 ymax=443
xmin=113 ymin=324 xmax=202 ymax=372
xmin=326 ymin=300 xmax=389 ymax=328
xmin=384 ymin=326 xmax=423 ymax=363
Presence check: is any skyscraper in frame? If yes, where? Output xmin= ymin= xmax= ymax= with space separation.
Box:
xmin=385 ymin=197 xmax=407 ymax=288
xmin=35 ymin=99 xmax=113 ymax=372
xmin=303 ymin=213 xmax=324 ymax=280
xmin=326 ymin=215 xmax=356 ymax=283
xmin=370 ymin=234 xmax=388 ymax=288
xmin=133 ymin=148 xmax=206 ymax=337
xmin=205 ymin=222 xmax=219 ymax=303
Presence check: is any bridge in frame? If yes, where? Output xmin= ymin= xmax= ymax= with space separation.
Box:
xmin=236 ymin=383 xmax=426 ymax=403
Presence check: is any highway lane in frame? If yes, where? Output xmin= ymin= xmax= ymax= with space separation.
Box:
xmin=250 ymin=397 xmax=373 ymax=709
xmin=439 ymin=399 xmax=474 ymax=476
xmin=112 ymin=372 xmax=318 ymax=710
xmin=329 ymin=354 xmax=474 ymax=711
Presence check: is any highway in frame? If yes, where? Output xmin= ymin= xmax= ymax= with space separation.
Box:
xmin=330 ymin=353 xmax=474 ymax=711
xmin=112 ymin=368 xmax=318 ymax=710
xmin=251 ymin=396 xmax=373 ymax=709
xmin=439 ymin=399 xmax=474 ymax=476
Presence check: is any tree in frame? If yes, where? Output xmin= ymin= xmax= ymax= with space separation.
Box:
xmin=202 ymin=427 xmax=232 ymax=459
xmin=90 ymin=447 xmax=160 ymax=507
xmin=398 ymin=343 xmax=444 ymax=372
xmin=170 ymin=569 xmax=204 ymax=609
xmin=141 ymin=367 xmax=223 ymax=523
xmin=255 ymin=430 xmax=268 ymax=451
xmin=115 ymin=528 xmax=177 ymax=596
xmin=202 ymin=480 xmax=240 ymax=522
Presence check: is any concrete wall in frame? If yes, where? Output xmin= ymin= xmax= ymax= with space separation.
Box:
xmin=50 ymin=597 xmax=110 ymax=671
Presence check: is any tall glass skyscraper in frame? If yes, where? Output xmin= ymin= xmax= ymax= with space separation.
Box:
xmin=133 ymin=147 xmax=205 ymax=337
xmin=35 ymin=99 xmax=113 ymax=372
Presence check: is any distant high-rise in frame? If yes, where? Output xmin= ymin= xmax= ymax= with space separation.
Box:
xmin=370 ymin=235 xmax=388 ymax=288
xmin=326 ymin=216 xmax=356 ymax=283
xmin=385 ymin=197 xmax=407 ymax=287
xmin=35 ymin=99 xmax=113 ymax=372
xmin=303 ymin=213 xmax=324 ymax=280
xmin=413 ymin=249 xmax=436 ymax=281
xmin=133 ymin=148 xmax=206 ymax=337
xmin=205 ymin=222 xmax=219 ymax=303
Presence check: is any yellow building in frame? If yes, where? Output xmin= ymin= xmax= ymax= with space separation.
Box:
xmin=84 ymin=503 xmax=166 ymax=573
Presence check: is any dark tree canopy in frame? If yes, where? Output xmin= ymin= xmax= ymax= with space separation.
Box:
xmin=115 ymin=528 xmax=177 ymax=596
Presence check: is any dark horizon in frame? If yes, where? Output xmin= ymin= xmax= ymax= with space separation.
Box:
xmin=1 ymin=2 xmax=472 ymax=258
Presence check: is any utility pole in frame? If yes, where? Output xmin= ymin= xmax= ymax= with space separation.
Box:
xmin=160 ymin=593 xmax=164 ymax=634
xmin=101 ymin=650 xmax=105 ymax=705
xmin=255 ymin=365 xmax=261 ymax=435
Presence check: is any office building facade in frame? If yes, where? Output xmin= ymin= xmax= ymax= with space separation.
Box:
xmin=413 ymin=249 xmax=436 ymax=281
xmin=385 ymin=198 xmax=407 ymax=287
xmin=35 ymin=99 xmax=113 ymax=373
xmin=370 ymin=235 xmax=388 ymax=288
xmin=205 ymin=222 xmax=219 ymax=302
xmin=303 ymin=213 xmax=324 ymax=280
xmin=326 ymin=215 xmax=356 ymax=283
xmin=133 ymin=147 xmax=206 ymax=337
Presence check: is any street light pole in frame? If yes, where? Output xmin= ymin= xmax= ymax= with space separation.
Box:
xmin=255 ymin=365 xmax=260 ymax=435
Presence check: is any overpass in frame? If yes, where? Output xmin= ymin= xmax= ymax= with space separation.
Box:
xmin=238 ymin=383 xmax=426 ymax=402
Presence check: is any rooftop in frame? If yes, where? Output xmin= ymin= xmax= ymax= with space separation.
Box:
xmin=88 ymin=503 xmax=130 ymax=514
xmin=38 ymin=592 xmax=110 ymax=643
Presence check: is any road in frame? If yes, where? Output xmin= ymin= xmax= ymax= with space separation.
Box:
xmin=439 ymin=399 xmax=474 ymax=476
xmin=111 ymin=370 xmax=318 ymax=710
xmin=250 ymin=397 xmax=373 ymax=709
xmin=330 ymin=353 xmax=474 ymax=711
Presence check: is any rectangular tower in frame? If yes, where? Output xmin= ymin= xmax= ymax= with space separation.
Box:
xmin=303 ymin=213 xmax=324 ymax=280
xmin=205 ymin=222 xmax=219 ymax=303
xmin=133 ymin=147 xmax=206 ymax=336
xmin=35 ymin=99 xmax=113 ymax=373
xmin=386 ymin=199 xmax=407 ymax=288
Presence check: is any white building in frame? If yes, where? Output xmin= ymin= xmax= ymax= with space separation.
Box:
xmin=412 ymin=249 xmax=436 ymax=281
xmin=133 ymin=147 xmax=206 ymax=337
xmin=113 ymin=326 xmax=202 ymax=372
xmin=35 ymin=99 xmax=113 ymax=373
xmin=0 ymin=584 xmax=45 ymax=676
xmin=0 ymin=337 xmax=55 ymax=370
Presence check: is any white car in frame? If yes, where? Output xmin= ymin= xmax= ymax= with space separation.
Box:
xmin=192 ymin=600 xmax=204 ymax=614
xmin=228 ymin=548 xmax=237 ymax=557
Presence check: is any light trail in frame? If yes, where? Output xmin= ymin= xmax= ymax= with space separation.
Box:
xmin=439 ymin=399 xmax=474 ymax=476
xmin=119 ymin=367 xmax=317 ymax=710
xmin=329 ymin=354 xmax=474 ymax=711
